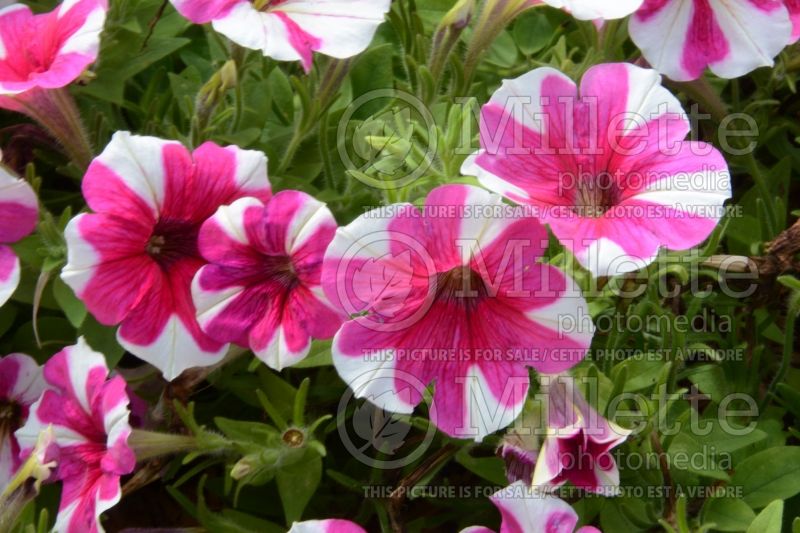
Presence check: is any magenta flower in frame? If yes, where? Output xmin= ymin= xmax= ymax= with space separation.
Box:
xmin=629 ymin=0 xmax=800 ymax=81
xmin=541 ymin=0 xmax=643 ymax=20
xmin=192 ymin=191 xmax=343 ymax=370
xmin=289 ymin=519 xmax=367 ymax=533
xmin=61 ymin=132 xmax=272 ymax=380
xmin=15 ymin=338 xmax=135 ymax=533
xmin=532 ymin=375 xmax=630 ymax=493
xmin=0 ymin=353 xmax=44 ymax=487
xmin=462 ymin=63 xmax=731 ymax=277
xmin=461 ymin=481 xmax=601 ymax=533
xmin=0 ymin=0 xmax=106 ymax=95
xmin=0 ymin=166 xmax=38 ymax=307
xmin=168 ymin=0 xmax=392 ymax=72
xmin=0 ymin=0 xmax=107 ymax=168
xmin=323 ymin=184 xmax=594 ymax=440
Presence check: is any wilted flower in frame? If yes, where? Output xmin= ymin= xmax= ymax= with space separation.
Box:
xmin=192 ymin=191 xmax=342 ymax=370
xmin=629 ymin=0 xmax=800 ymax=81
xmin=460 ymin=480 xmax=601 ymax=533
xmin=323 ymin=184 xmax=594 ymax=440
xmin=0 ymin=166 xmax=37 ymax=307
xmin=463 ymin=62 xmax=731 ymax=277
xmin=15 ymin=337 xmax=135 ymax=533
xmin=532 ymin=374 xmax=630 ymax=493
xmin=168 ymin=0 xmax=392 ymax=72
xmin=61 ymin=132 xmax=272 ymax=380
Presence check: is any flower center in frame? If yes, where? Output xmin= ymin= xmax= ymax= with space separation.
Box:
xmin=146 ymin=218 xmax=201 ymax=269
xmin=573 ymin=174 xmax=620 ymax=218
xmin=262 ymin=254 xmax=298 ymax=289
xmin=435 ymin=265 xmax=488 ymax=309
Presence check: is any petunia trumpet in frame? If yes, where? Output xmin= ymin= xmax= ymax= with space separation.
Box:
xmin=192 ymin=191 xmax=343 ymax=370
xmin=0 ymin=0 xmax=107 ymax=168
xmin=532 ymin=374 xmax=630 ymax=493
xmin=322 ymin=184 xmax=594 ymax=440
xmin=463 ymin=62 xmax=731 ymax=277
xmin=15 ymin=337 xmax=135 ymax=533
xmin=61 ymin=132 xmax=272 ymax=380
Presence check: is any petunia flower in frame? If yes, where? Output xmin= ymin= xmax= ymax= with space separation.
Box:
xmin=0 ymin=0 xmax=107 ymax=168
xmin=460 ymin=481 xmax=601 ymax=533
xmin=61 ymin=132 xmax=272 ymax=380
xmin=323 ymin=184 xmax=594 ymax=440
xmin=0 ymin=353 xmax=45 ymax=487
xmin=532 ymin=374 xmax=630 ymax=493
xmin=289 ymin=519 xmax=367 ymax=533
xmin=462 ymin=62 xmax=731 ymax=277
xmin=541 ymin=0 xmax=643 ymax=20
xmin=0 ymin=166 xmax=38 ymax=307
xmin=629 ymin=0 xmax=799 ymax=81
xmin=168 ymin=0 xmax=392 ymax=72
xmin=192 ymin=191 xmax=342 ymax=370
xmin=15 ymin=337 xmax=135 ymax=533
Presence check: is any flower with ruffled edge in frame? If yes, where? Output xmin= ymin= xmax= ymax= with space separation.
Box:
xmin=15 ymin=337 xmax=135 ymax=533
xmin=0 ymin=0 xmax=107 ymax=168
xmin=61 ymin=131 xmax=272 ymax=380
xmin=323 ymin=184 xmax=594 ymax=441
xmin=192 ymin=191 xmax=343 ymax=370
xmin=532 ymin=374 xmax=630 ymax=493
xmin=168 ymin=0 xmax=392 ymax=72
xmin=0 ymin=353 xmax=44 ymax=488
xmin=460 ymin=481 xmax=601 ymax=533
xmin=0 ymin=166 xmax=38 ymax=307
xmin=462 ymin=62 xmax=731 ymax=277
xmin=629 ymin=0 xmax=800 ymax=82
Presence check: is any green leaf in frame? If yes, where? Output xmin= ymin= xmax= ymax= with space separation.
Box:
xmin=350 ymin=43 xmax=395 ymax=119
xmin=455 ymin=445 xmax=507 ymax=486
xmin=731 ymin=446 xmax=800 ymax=508
xmin=51 ymin=277 xmax=87 ymax=329
xmin=702 ymin=497 xmax=756 ymax=531
xmin=745 ymin=500 xmax=783 ymax=533
xmin=78 ymin=315 xmax=125 ymax=368
xmin=276 ymin=448 xmax=322 ymax=525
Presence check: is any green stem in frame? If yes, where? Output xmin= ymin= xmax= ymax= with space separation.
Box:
xmin=12 ymin=88 xmax=94 ymax=171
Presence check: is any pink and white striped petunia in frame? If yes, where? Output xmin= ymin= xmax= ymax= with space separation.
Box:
xmin=61 ymin=132 xmax=272 ymax=380
xmin=541 ymin=0 xmax=644 ymax=20
xmin=0 ymin=353 xmax=44 ymax=488
xmin=0 ymin=0 xmax=107 ymax=95
xmin=0 ymin=166 xmax=38 ymax=307
xmin=288 ymin=519 xmax=367 ymax=533
xmin=629 ymin=0 xmax=799 ymax=82
xmin=14 ymin=337 xmax=135 ymax=533
xmin=462 ymin=63 xmax=731 ymax=277
xmin=532 ymin=374 xmax=630 ymax=493
xmin=192 ymin=191 xmax=343 ymax=370
xmin=168 ymin=0 xmax=392 ymax=72
xmin=323 ymin=184 xmax=594 ymax=440
xmin=460 ymin=481 xmax=601 ymax=533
